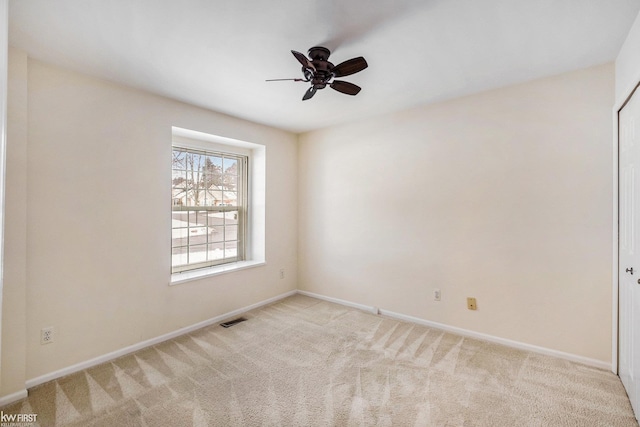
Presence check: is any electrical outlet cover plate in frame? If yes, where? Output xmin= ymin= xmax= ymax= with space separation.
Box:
xmin=434 ymin=289 xmax=441 ymax=301
xmin=41 ymin=327 xmax=54 ymax=344
xmin=467 ymin=297 xmax=477 ymax=310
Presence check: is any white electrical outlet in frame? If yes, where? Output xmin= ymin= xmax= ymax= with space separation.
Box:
xmin=279 ymin=268 xmax=285 ymax=279
xmin=41 ymin=327 xmax=54 ymax=345
xmin=434 ymin=289 xmax=441 ymax=301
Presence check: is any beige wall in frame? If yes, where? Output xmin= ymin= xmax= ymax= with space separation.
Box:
xmin=298 ymin=63 xmax=614 ymax=363
xmin=3 ymin=53 xmax=298 ymax=387
xmin=2 ymin=47 xmax=28 ymax=397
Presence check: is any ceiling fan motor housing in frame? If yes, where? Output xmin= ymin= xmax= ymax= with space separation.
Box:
xmin=308 ymin=46 xmax=331 ymax=61
xmin=307 ymin=46 xmax=334 ymax=87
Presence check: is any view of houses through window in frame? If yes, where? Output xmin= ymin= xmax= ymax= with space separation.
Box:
xmin=171 ymin=147 xmax=247 ymax=273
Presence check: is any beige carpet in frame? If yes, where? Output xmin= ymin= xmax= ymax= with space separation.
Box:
xmin=2 ymin=294 xmax=638 ymax=426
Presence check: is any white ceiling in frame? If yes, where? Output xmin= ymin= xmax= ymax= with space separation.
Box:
xmin=8 ymin=0 xmax=640 ymax=133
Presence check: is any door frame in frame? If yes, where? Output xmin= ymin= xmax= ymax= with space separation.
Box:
xmin=614 ymin=78 xmax=640 ymax=374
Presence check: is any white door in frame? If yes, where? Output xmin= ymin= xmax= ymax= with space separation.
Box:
xmin=619 ymin=84 xmax=640 ymax=419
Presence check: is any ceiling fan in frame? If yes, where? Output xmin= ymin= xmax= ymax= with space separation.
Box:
xmin=267 ymin=46 xmax=368 ymax=101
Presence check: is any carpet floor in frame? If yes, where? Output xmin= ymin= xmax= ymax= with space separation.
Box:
xmin=2 ymin=294 xmax=638 ymax=426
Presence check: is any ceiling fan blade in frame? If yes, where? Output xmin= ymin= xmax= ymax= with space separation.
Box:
xmin=330 ymin=80 xmax=361 ymax=96
xmin=332 ymin=57 xmax=368 ymax=77
xmin=265 ymin=78 xmax=307 ymax=82
xmin=292 ymin=50 xmax=316 ymax=71
xmin=302 ymin=86 xmax=317 ymax=101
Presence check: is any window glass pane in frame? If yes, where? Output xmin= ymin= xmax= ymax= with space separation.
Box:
xmin=186 ymin=185 xmax=202 ymax=206
xmin=188 ymin=232 xmax=207 ymax=247
xmin=223 ymin=191 xmax=238 ymax=207
xmin=189 ymin=244 xmax=207 ymax=264
xmin=172 ymin=146 xmax=246 ymax=273
xmin=185 ymin=153 xmax=204 ymax=206
xmin=172 ymin=150 xmax=186 ymax=169
xmin=188 ymin=152 xmax=205 ymax=170
xmin=203 ymin=195 xmax=216 ymax=207
xmin=172 ymin=170 xmax=186 ymax=189
xmin=206 ymin=155 xmax=222 ymax=168
xmin=223 ymin=157 xmax=238 ymax=192
xmin=207 ymin=190 xmax=223 ymax=206
xmin=201 ymin=189 xmax=214 ymax=207
xmin=171 ymin=229 xmax=188 ymax=248
xmin=172 ymin=210 xmax=187 ymax=221
xmin=172 ymin=191 xmax=186 ymax=207
xmin=207 ymin=211 xmax=224 ymax=225
xmin=205 ymin=155 xmax=223 ymax=188
xmin=208 ymin=242 xmax=224 ymax=260
xmin=172 ymin=247 xmax=188 ymax=267
xmin=225 ymin=225 xmax=238 ymax=241
xmin=209 ymin=222 xmax=224 ymax=243
xmin=224 ymin=174 xmax=238 ymax=191
xmin=226 ymin=210 xmax=239 ymax=223
xmin=224 ymin=241 xmax=238 ymax=258
xmin=223 ymin=157 xmax=237 ymax=174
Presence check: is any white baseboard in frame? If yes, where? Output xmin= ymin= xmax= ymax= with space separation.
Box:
xmin=24 ymin=290 xmax=297 ymax=390
xmin=297 ymin=290 xmax=380 ymax=314
xmin=0 ymin=389 xmax=28 ymax=407
xmin=297 ymin=290 xmax=611 ymax=371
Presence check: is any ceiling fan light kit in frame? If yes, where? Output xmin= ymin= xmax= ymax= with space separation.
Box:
xmin=267 ymin=46 xmax=368 ymax=101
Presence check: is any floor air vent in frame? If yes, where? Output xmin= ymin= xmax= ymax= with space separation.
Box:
xmin=220 ymin=317 xmax=247 ymax=328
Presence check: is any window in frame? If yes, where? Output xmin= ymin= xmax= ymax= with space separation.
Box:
xmin=171 ymin=146 xmax=248 ymax=273
xmin=169 ymin=127 xmax=265 ymax=284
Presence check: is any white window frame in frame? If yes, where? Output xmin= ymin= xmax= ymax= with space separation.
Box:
xmin=170 ymin=127 xmax=266 ymax=285
xmin=171 ymin=146 xmax=248 ymax=272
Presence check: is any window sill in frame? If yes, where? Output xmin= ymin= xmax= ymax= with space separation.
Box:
xmin=170 ymin=260 xmax=266 ymax=286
